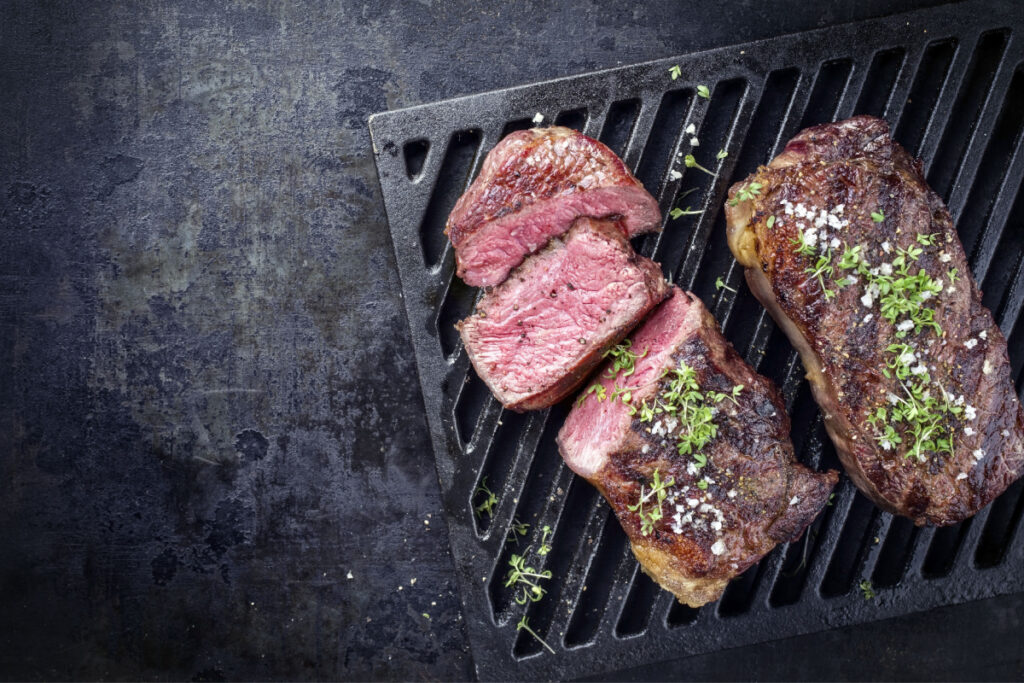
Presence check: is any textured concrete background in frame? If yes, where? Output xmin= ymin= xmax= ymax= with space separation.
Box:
xmin=0 ymin=0 xmax=1021 ymax=680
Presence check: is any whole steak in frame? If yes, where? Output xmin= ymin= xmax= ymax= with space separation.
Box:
xmin=458 ymin=217 xmax=668 ymax=412
xmin=558 ymin=288 xmax=837 ymax=607
xmin=446 ymin=126 xmax=661 ymax=287
xmin=725 ymin=115 xmax=1024 ymax=526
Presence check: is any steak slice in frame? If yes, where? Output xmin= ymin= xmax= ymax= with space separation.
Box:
xmin=457 ymin=217 xmax=668 ymax=412
xmin=558 ymin=288 xmax=837 ymax=607
xmin=446 ymin=126 xmax=661 ymax=287
xmin=725 ymin=114 xmax=1024 ymax=526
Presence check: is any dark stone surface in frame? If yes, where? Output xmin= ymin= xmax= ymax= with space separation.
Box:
xmin=0 ymin=0 xmax=1020 ymax=680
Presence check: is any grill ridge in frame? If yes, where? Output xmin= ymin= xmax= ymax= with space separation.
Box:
xmin=369 ymin=2 xmax=1024 ymax=678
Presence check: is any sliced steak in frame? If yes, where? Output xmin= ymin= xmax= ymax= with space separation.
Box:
xmin=558 ymin=288 xmax=837 ymax=607
xmin=458 ymin=217 xmax=668 ymax=412
xmin=446 ymin=126 xmax=661 ymax=287
xmin=725 ymin=114 xmax=1024 ymax=526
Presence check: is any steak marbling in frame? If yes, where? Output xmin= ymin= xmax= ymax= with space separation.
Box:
xmin=558 ymin=288 xmax=837 ymax=607
xmin=458 ymin=217 xmax=668 ymax=412
xmin=725 ymin=115 xmax=1024 ymax=526
xmin=446 ymin=126 xmax=661 ymax=287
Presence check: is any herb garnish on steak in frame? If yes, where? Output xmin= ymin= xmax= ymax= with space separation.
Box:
xmin=725 ymin=114 xmax=1024 ymax=526
xmin=558 ymin=288 xmax=837 ymax=607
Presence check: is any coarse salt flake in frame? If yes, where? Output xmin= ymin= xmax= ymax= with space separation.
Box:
xmin=973 ymin=448 xmax=985 ymax=461
xmin=939 ymin=252 xmax=952 ymax=263
xmin=964 ymin=338 xmax=978 ymax=349
xmin=532 ymin=112 xmax=545 ymax=124
xmin=669 ymin=169 xmax=682 ymax=180
xmin=964 ymin=426 xmax=975 ymax=436
xmin=690 ymin=137 xmax=700 ymax=147
xmin=965 ymin=405 xmax=977 ymax=420
xmin=956 ymin=472 xmax=968 ymax=481
xmin=685 ymin=123 xmax=696 ymax=135
xmin=789 ymin=496 xmax=800 ymax=506
xmin=711 ymin=540 xmax=726 ymax=556
xmin=896 ymin=319 xmax=915 ymax=333
xmin=983 ymin=359 xmax=993 ymax=375
xmin=882 ymin=241 xmax=892 ymax=253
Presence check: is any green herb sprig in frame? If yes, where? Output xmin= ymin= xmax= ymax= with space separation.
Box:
xmin=728 ymin=181 xmax=762 ymax=206
xmin=683 ymin=154 xmax=716 ymax=177
xmin=627 ymin=469 xmax=675 ymax=536
xmin=473 ymin=477 xmax=498 ymax=519
xmin=537 ymin=525 xmax=553 ymax=556
xmin=670 ymin=206 xmax=703 ymax=219
xmin=505 ymin=553 xmax=552 ymax=605
xmin=517 ymin=616 xmax=556 ymax=654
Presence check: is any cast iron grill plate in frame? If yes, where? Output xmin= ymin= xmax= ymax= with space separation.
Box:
xmin=369 ymin=2 xmax=1024 ymax=678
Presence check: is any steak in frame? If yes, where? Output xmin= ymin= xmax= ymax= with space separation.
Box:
xmin=458 ymin=217 xmax=668 ymax=412
xmin=725 ymin=114 xmax=1024 ymax=526
xmin=446 ymin=126 xmax=661 ymax=287
xmin=558 ymin=287 xmax=837 ymax=607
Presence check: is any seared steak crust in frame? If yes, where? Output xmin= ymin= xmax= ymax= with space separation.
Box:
xmin=558 ymin=289 xmax=837 ymax=606
xmin=458 ymin=218 xmax=668 ymax=412
xmin=446 ymin=126 xmax=661 ymax=287
xmin=725 ymin=115 xmax=1024 ymax=526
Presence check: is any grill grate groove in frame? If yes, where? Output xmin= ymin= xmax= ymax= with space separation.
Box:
xmin=369 ymin=2 xmax=1024 ymax=678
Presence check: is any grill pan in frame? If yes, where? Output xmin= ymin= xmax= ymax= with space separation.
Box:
xmin=368 ymin=2 xmax=1024 ymax=678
